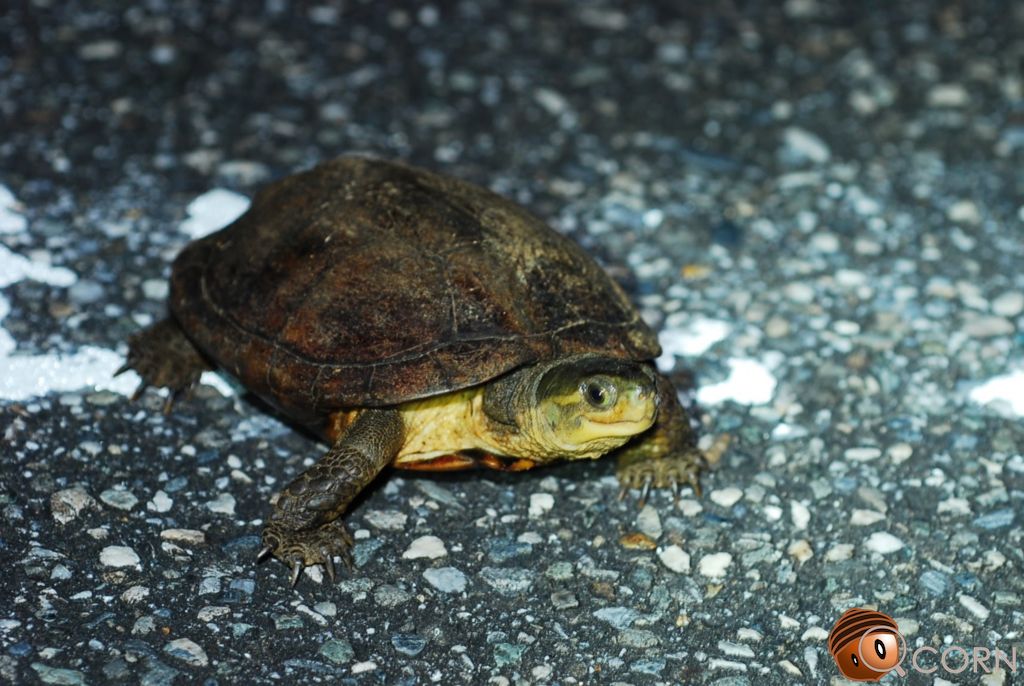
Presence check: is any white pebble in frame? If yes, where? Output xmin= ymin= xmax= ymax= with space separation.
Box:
xmin=887 ymin=443 xmax=913 ymax=463
xmin=657 ymin=545 xmax=691 ymax=573
xmin=783 ymin=127 xmax=831 ymax=164
xmin=763 ymin=504 xmax=783 ymax=521
xmin=850 ymin=509 xmax=886 ymax=526
xmin=351 ymin=661 xmax=378 ymax=674
xmin=991 ymin=291 xmax=1024 ymax=317
xmin=698 ymin=552 xmax=733 ymax=579
xmin=788 ymin=539 xmax=813 ymax=563
xmin=51 ymin=487 xmax=97 ymax=524
xmin=784 ymin=282 xmax=815 ymax=304
xmin=938 ymin=498 xmax=971 ymax=515
xmin=929 ymin=83 xmax=969 ymax=108
xmin=205 ymin=493 xmax=236 ymax=515
xmin=402 ymin=535 xmax=447 ymax=559
xmin=364 ymin=509 xmax=408 ymax=530
xmin=958 ymin=594 xmax=990 ymax=621
xmin=121 ymin=585 xmax=150 ymax=604
xmin=801 ymin=627 xmax=829 ymax=641
xmin=179 ymin=189 xmax=251 ymax=239
xmin=100 ymin=545 xmax=141 ymax=568
xmin=718 ymin=640 xmax=756 ymax=658
xmin=845 ymin=447 xmax=881 ymax=462
xmin=964 ymin=315 xmax=1014 ymax=338
xmin=710 ymin=487 xmax=743 ymax=508
xmin=147 ymin=490 xmax=173 ymax=513
xmin=824 ymin=543 xmax=854 ymax=562
xmin=636 ymin=505 xmax=662 ymax=539
xmin=864 ymin=531 xmax=904 ymax=554
xmin=160 ymin=529 xmax=206 ymax=545
xmin=677 ymin=498 xmax=703 ymax=517
xmin=164 ymin=637 xmax=209 ymax=667
xmin=790 ymin=501 xmax=810 ymax=530
xmin=528 ymin=493 xmax=554 ymax=519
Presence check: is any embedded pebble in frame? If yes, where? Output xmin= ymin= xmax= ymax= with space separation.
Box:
xmin=617 ymin=629 xmax=660 ymax=648
xmin=529 ymin=492 xmax=554 ymax=518
xmin=958 ymin=594 xmax=990 ymax=621
xmin=403 ymin=535 xmax=447 ymax=559
xmin=164 ymin=638 xmax=209 ymax=667
xmin=636 ymin=505 xmax=662 ymax=539
xmin=479 ymin=567 xmax=536 ymax=595
xmin=963 ymin=315 xmax=1013 ymax=338
xmin=844 ymin=447 xmax=881 ymax=462
xmin=159 ymin=529 xmax=206 ymax=545
xmin=593 ymin=607 xmax=639 ymax=630
xmin=973 ymin=509 xmax=1015 ymax=529
xmin=100 ymin=488 xmax=138 ymax=511
xmin=850 ymin=510 xmax=886 ymax=526
xmin=364 ymin=509 xmax=408 ymax=530
xmin=710 ymin=487 xmax=743 ymax=508
xmin=373 ymin=584 xmax=411 ymax=607
xmin=658 ymin=545 xmax=691 ymax=573
xmin=391 ymin=633 xmax=427 ymax=656
xmin=148 ymin=491 xmax=173 ymax=513
xmin=205 ymin=493 xmax=236 ymax=515
xmin=100 ymin=545 xmax=141 ymax=568
xmin=422 ymin=566 xmax=467 ymax=593
xmin=991 ymin=291 xmax=1024 ymax=317
xmin=698 ymin=552 xmax=733 ymax=578
xmin=824 ymin=544 xmax=854 ymax=562
xmin=319 ymin=639 xmax=354 ymax=665
xmin=790 ymin=501 xmax=810 ymax=530
xmin=51 ymin=487 xmax=97 ymax=524
xmin=787 ymin=539 xmax=813 ymax=563
xmin=864 ymin=532 xmax=904 ymax=554
xmin=31 ymin=664 xmax=86 ymax=685
xmin=782 ymin=127 xmax=831 ymax=164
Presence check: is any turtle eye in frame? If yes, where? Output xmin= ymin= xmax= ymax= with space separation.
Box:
xmin=581 ymin=379 xmax=617 ymax=408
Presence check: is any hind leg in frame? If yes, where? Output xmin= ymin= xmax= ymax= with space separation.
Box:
xmin=118 ymin=318 xmax=212 ymax=413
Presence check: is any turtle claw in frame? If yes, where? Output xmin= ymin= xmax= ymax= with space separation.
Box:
xmin=259 ymin=517 xmax=354 ymax=586
xmin=256 ymin=544 xmax=275 ymax=563
xmin=114 ymin=362 xmax=132 ymax=377
xmin=323 ymin=552 xmax=337 ymax=583
xmin=637 ymin=476 xmax=653 ymax=509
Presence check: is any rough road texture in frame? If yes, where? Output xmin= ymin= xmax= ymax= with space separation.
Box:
xmin=1 ymin=1 xmax=1022 ymax=685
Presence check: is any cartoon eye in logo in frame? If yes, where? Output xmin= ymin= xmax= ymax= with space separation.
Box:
xmin=828 ymin=608 xmax=905 ymax=681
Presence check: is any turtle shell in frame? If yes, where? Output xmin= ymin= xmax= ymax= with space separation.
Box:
xmin=170 ymin=156 xmax=660 ymax=419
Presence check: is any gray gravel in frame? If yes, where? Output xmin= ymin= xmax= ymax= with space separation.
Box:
xmin=2 ymin=1 xmax=1023 ymax=684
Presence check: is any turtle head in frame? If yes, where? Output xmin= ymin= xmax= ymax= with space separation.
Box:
xmin=483 ymin=355 xmax=660 ymax=460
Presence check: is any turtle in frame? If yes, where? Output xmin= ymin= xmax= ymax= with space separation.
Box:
xmin=121 ymin=156 xmax=709 ymax=585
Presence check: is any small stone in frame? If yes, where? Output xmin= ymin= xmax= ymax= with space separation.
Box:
xmin=620 ymin=532 xmax=657 ymax=550
xmin=148 ymin=491 xmax=172 ymax=513
xmin=919 ymin=570 xmax=950 ymax=596
xmin=929 ymin=83 xmax=969 ymax=108
xmin=801 ymin=627 xmax=829 ymax=641
xmin=364 ymin=510 xmax=407 ymax=530
xmin=636 ymin=505 xmax=662 ymax=539
xmin=864 ymin=532 xmax=904 ymax=554
xmin=784 ymin=282 xmax=815 ymax=304
xmin=51 ymin=487 xmax=97 ymax=524
xmin=973 ymin=509 xmax=1015 ymax=529
xmin=141 ymin=279 xmax=169 ymax=300
xmin=422 ymin=566 xmax=467 ymax=593
xmin=479 ymin=567 xmax=536 ymax=595
xmin=164 ymin=638 xmax=209 ymax=667
xmin=550 ymin=590 xmax=578 ymax=609
xmin=698 ymin=552 xmax=733 ymax=579
xmin=160 ymin=529 xmax=205 ymax=545
xmin=991 ymin=291 xmax=1024 ymax=317
xmin=79 ymin=40 xmax=122 ymax=60
xmin=197 ymin=606 xmax=230 ymax=622
xmin=273 ymin=614 xmax=304 ymax=630
xmin=617 ymin=629 xmax=660 ymax=648
xmin=782 ymin=127 xmax=831 ymax=164
xmin=528 ymin=493 xmax=554 ymax=518
xmin=787 ymin=539 xmax=813 ymax=563
xmin=373 ymin=584 xmax=411 ymax=607
xmin=850 ymin=509 xmax=886 ymax=526
xmin=100 ymin=489 xmax=138 ymax=511
xmin=31 ymin=664 xmax=86 ymax=685
xmin=719 ymin=641 xmax=756 ymax=658
xmin=593 ymin=607 xmax=639 ymax=630
xmin=964 ymin=314 xmax=1014 ymax=338
xmin=658 ymin=545 xmax=691 ymax=573
xmin=790 ymin=501 xmax=810 ymax=530
xmin=132 ymin=616 xmax=156 ymax=635
xmin=121 ymin=585 xmax=149 ymax=604
xmin=958 ymin=594 xmax=990 ymax=621
xmin=494 ymin=643 xmax=527 ymax=667
xmin=205 ymin=493 xmax=236 ymax=515
xmin=350 ymin=660 xmax=377 ymax=674
xmin=319 ymin=639 xmax=354 ymax=665
xmin=100 ymin=545 xmax=141 ymax=568
xmin=824 ymin=544 xmax=854 ymax=562
xmin=68 ymin=280 xmax=104 ymax=304
xmin=710 ymin=487 xmax=743 ymax=508
xmin=844 ymin=446 xmax=881 ymax=461
xmin=391 ymin=633 xmax=427 ymax=657
xmin=403 ymin=535 xmax=446 ymax=559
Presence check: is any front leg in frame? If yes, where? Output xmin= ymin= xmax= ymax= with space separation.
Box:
xmin=258 ymin=407 xmax=403 ymax=586
xmin=615 ymin=374 xmax=723 ymax=506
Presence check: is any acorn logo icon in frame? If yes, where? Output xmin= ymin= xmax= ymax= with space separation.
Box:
xmin=828 ymin=608 xmax=906 ymax=681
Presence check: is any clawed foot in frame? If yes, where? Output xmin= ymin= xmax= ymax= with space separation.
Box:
xmin=616 ymin=449 xmax=706 ymax=507
xmin=257 ymin=517 xmax=354 ymax=587
xmin=118 ymin=319 xmax=210 ymax=413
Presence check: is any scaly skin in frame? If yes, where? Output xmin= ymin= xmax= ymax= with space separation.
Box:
xmin=258 ymin=408 xmax=403 ymax=585
xmin=615 ymin=374 xmax=707 ymax=505
xmin=118 ymin=318 xmax=212 ymax=413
